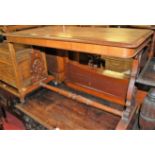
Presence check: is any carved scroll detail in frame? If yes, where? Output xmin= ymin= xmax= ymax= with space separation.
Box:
xmin=31 ymin=49 xmax=47 ymax=83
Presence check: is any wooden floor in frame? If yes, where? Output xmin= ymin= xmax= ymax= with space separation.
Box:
xmin=16 ymin=88 xmax=121 ymax=130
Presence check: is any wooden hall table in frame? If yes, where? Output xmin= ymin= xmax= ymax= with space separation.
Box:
xmin=3 ymin=26 xmax=153 ymax=129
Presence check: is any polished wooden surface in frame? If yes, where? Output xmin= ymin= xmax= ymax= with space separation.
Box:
xmin=4 ymin=26 xmax=153 ymax=48
xmin=4 ymin=26 xmax=153 ymax=58
xmin=128 ymin=25 xmax=155 ymax=57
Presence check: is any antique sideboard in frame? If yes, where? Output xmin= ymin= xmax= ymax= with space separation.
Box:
xmin=1 ymin=26 xmax=154 ymax=129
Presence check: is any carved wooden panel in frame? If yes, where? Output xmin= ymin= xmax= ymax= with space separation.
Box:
xmin=31 ymin=49 xmax=47 ymax=83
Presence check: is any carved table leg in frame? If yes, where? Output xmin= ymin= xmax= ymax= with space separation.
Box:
xmin=116 ymin=58 xmax=140 ymax=129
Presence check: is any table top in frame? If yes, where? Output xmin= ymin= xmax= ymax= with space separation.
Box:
xmin=4 ymin=26 xmax=153 ymax=48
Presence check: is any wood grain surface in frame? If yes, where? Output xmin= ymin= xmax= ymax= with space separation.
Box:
xmin=4 ymin=26 xmax=153 ymax=48
xmin=16 ymin=88 xmax=121 ymax=130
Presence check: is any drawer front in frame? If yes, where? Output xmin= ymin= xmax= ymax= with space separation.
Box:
xmin=0 ymin=62 xmax=16 ymax=87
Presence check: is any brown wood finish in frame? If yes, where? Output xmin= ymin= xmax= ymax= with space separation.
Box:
xmin=129 ymin=25 xmax=155 ymax=57
xmin=116 ymin=90 xmax=147 ymax=130
xmin=0 ymin=26 xmax=54 ymax=102
xmin=0 ymin=76 xmax=53 ymax=98
xmin=4 ymin=26 xmax=153 ymax=58
xmin=65 ymin=61 xmax=129 ymax=105
xmin=0 ymin=42 xmax=53 ymax=102
xmin=46 ymin=49 xmax=66 ymax=83
xmin=103 ymin=56 xmax=133 ymax=72
xmin=15 ymin=88 xmax=146 ymax=130
xmin=5 ymin=36 xmax=137 ymax=58
xmin=16 ymin=89 xmax=121 ymax=130
xmin=3 ymin=26 xmax=153 ymax=127
xmin=1 ymin=25 xmax=43 ymax=33
xmin=40 ymin=82 xmax=123 ymax=116
xmin=66 ymin=82 xmax=125 ymax=105
xmin=4 ymin=26 xmax=153 ymax=48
